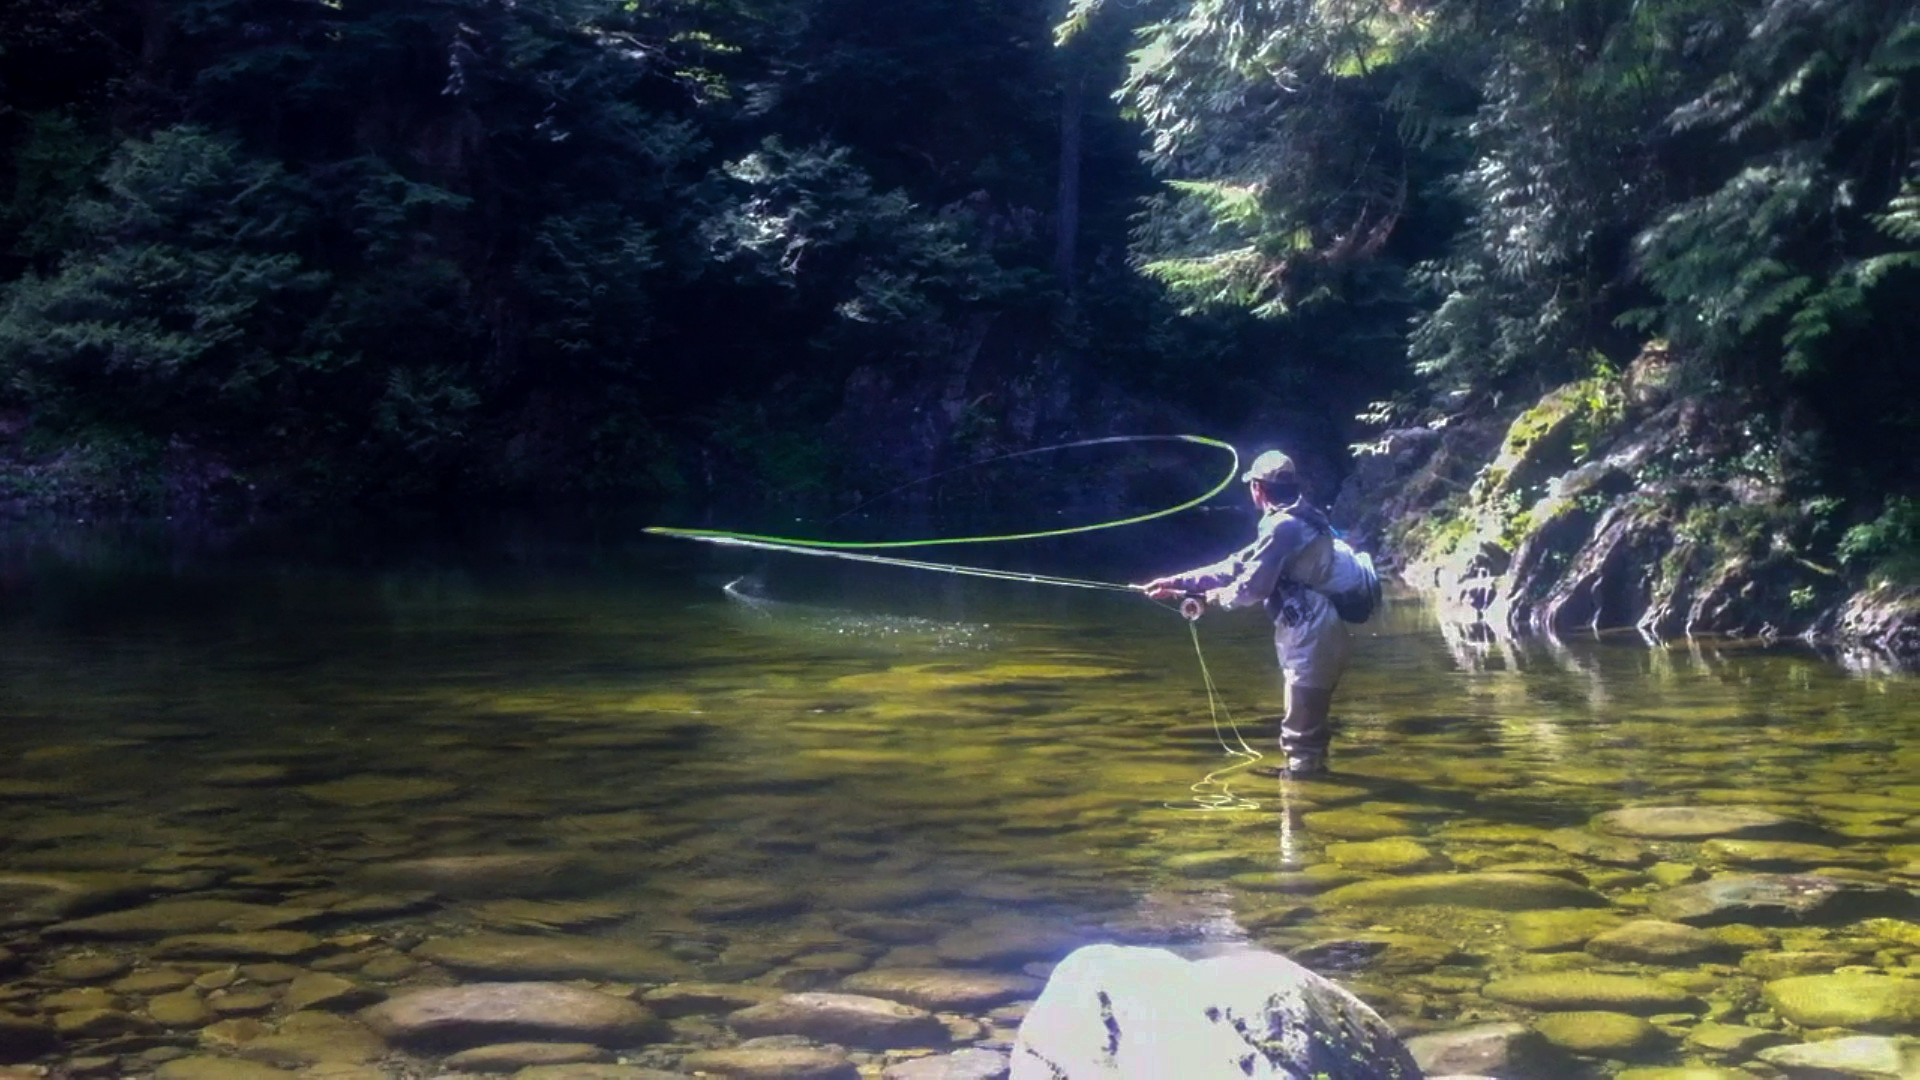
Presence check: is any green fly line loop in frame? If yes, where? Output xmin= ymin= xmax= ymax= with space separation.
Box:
xmin=647 ymin=433 xmax=1270 ymax=811
xmin=645 ymin=433 xmax=1239 ymax=551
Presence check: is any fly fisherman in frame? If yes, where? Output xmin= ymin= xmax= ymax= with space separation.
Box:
xmin=1140 ymin=450 xmax=1377 ymax=779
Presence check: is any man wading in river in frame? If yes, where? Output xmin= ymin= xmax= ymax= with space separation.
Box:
xmin=1140 ymin=450 xmax=1378 ymax=779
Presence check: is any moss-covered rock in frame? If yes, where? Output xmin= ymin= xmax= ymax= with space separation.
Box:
xmin=1531 ymin=1010 xmax=1662 ymax=1057
xmin=1320 ymin=872 xmax=1609 ymax=911
xmin=1762 ymin=973 xmax=1920 ymax=1031
xmin=1481 ymin=973 xmax=1700 ymax=1014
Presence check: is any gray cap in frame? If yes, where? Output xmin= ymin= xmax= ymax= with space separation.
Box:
xmin=1239 ymin=449 xmax=1297 ymax=484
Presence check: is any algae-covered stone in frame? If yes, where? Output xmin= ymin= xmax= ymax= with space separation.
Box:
xmin=359 ymin=982 xmax=664 ymax=1050
xmin=1683 ymin=1022 xmax=1789 ymax=1056
xmin=837 ymin=968 xmax=1042 ymax=1011
xmin=1403 ymin=1022 xmax=1553 ymax=1078
xmin=45 ymin=900 xmax=291 ymax=940
xmin=681 ymin=1045 xmax=858 ymax=1080
xmin=1439 ymin=823 xmax=1550 ymax=844
xmin=283 ymin=972 xmax=382 ymax=1012
xmin=1320 ymin=872 xmax=1609 ymax=911
xmin=147 ymin=990 xmax=215 ymax=1028
xmin=727 ymin=992 xmax=947 ymax=1050
xmin=1648 ymin=863 xmax=1705 ymax=887
xmin=1737 ymin=950 xmax=1856 ymax=979
xmin=1542 ymin=829 xmax=1651 ymax=867
xmin=412 ymin=933 xmax=693 ymax=982
xmin=640 ymin=982 xmax=784 ymax=1017
xmin=152 ymin=931 xmax=324 ymax=961
xmin=1532 ymin=1011 xmax=1661 ymax=1057
xmin=354 ymin=854 xmax=613 ymax=900
xmin=1614 ymin=1069 xmax=1760 ymax=1080
xmin=1762 ymin=973 xmax=1920 ymax=1031
xmin=1293 ymin=933 xmax=1463 ymax=976
xmin=153 ymin=1059 xmax=294 ymax=1080
xmin=442 ymin=1042 xmax=613 ymax=1071
xmin=1756 ymin=1035 xmax=1920 ymax=1079
xmin=1302 ymin=810 xmax=1417 ymax=840
xmin=1481 ymin=973 xmax=1699 ymax=1014
xmin=49 ymin=954 xmax=132 ymax=983
xmin=883 ymin=1048 xmax=1011 ymax=1080
xmin=1584 ymin=921 xmax=1723 ymax=965
xmin=1164 ymin=850 xmax=1267 ymax=877
xmin=1325 ymin=839 xmax=1448 ymax=873
xmin=1509 ymin=910 xmax=1627 ymax=952
xmin=1592 ymin=806 xmax=1797 ymax=840
xmin=1703 ymin=839 xmax=1883 ymax=869
xmin=1648 ymin=874 xmax=1919 ymax=926
xmin=1612 ymin=1060 xmax=1758 ymax=1068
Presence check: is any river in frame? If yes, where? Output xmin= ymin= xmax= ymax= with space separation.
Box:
xmin=0 ymin=523 xmax=1915 ymax=1078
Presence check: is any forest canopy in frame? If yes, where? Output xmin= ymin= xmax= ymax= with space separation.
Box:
xmin=0 ymin=0 xmax=1915 ymax=584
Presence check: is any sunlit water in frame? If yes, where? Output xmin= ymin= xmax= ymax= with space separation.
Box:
xmin=0 ymin=526 xmax=1915 ymax=1077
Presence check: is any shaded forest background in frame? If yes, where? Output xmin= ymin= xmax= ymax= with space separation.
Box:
xmin=0 ymin=0 xmax=1916 ymax=586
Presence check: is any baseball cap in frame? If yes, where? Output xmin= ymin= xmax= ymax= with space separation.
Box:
xmin=1240 ymin=449 xmax=1297 ymax=484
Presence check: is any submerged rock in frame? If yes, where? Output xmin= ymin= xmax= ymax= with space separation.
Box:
xmin=727 ymin=992 xmax=948 ymax=1050
xmin=1508 ymin=910 xmax=1627 ymax=952
xmin=1647 ymin=874 xmax=1919 ymax=926
xmin=1701 ymin=839 xmax=1883 ymax=869
xmin=1762 ymin=973 xmax=1920 ymax=1031
xmin=681 ymin=1043 xmax=859 ymax=1080
xmin=1010 ymin=944 xmax=1419 ymax=1079
xmin=1583 ymin=920 xmax=1724 ymax=965
xmin=1532 ymin=1010 xmax=1662 ymax=1057
xmin=45 ymin=900 xmax=304 ymax=941
xmin=353 ymin=854 xmax=614 ymax=900
xmin=1325 ymin=839 xmax=1449 ymax=873
xmin=1755 ymin=1035 xmax=1920 ymax=1079
xmin=1292 ymin=933 xmax=1462 ymax=976
xmin=837 ymin=968 xmax=1043 ymax=1011
xmin=1591 ymin=806 xmax=1798 ymax=840
xmin=640 ymin=982 xmax=784 ymax=1017
xmin=1481 ymin=973 xmax=1699 ymax=1014
xmin=881 ymin=1047 xmax=1011 ymax=1079
xmin=1319 ymin=872 xmax=1609 ymax=911
xmin=153 ymin=1059 xmax=295 ymax=1080
xmin=412 ymin=933 xmax=694 ymax=982
xmin=359 ymin=982 xmax=664 ymax=1050
xmin=0 ymin=872 xmax=153 ymax=925
xmin=152 ymin=931 xmax=325 ymax=961
xmin=1540 ymin=829 xmax=1651 ymax=867
xmin=1301 ymin=810 xmax=1416 ymax=840
xmin=441 ymin=1041 xmax=614 ymax=1071
xmin=1403 ymin=1021 xmax=1552 ymax=1078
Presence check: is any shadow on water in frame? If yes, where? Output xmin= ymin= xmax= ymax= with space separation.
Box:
xmin=0 ymin=518 xmax=1914 ymax=1077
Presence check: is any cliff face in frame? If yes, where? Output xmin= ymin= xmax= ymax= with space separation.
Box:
xmin=1333 ymin=346 xmax=1919 ymax=668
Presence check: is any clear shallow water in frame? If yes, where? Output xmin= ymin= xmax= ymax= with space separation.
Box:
xmin=0 ymin=526 xmax=1915 ymax=1077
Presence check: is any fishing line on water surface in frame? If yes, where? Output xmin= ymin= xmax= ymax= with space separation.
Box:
xmin=646 ymin=432 xmax=1272 ymax=810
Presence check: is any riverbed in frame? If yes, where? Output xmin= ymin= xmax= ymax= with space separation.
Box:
xmin=0 ymin=526 xmax=1915 ymax=1078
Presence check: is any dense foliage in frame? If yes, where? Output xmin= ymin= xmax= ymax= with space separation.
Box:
xmin=1 ymin=0 xmax=1915 ymax=587
xmin=0 ymin=0 xmax=1252 ymax=510
xmin=1068 ymin=0 xmax=1919 ymax=578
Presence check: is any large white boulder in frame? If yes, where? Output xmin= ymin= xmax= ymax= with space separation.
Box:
xmin=1011 ymin=944 xmax=1421 ymax=1080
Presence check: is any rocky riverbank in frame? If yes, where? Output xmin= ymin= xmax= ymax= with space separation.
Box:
xmin=1333 ymin=346 xmax=1920 ymax=669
